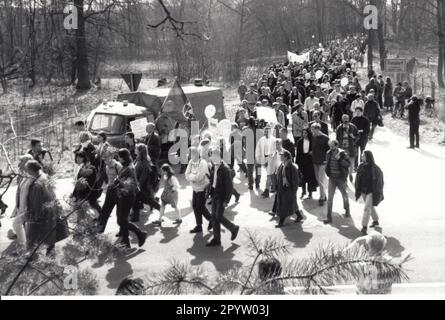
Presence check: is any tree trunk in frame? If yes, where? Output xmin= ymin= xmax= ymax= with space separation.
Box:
xmin=1 ymin=78 xmax=7 ymax=94
xmin=233 ymin=0 xmax=246 ymax=82
xmin=74 ymin=0 xmax=91 ymax=90
xmin=28 ymin=3 xmax=37 ymax=88
xmin=368 ymin=29 xmax=374 ymax=76
xmin=377 ymin=0 xmax=386 ymax=72
xmin=437 ymin=0 xmax=445 ymax=88
xmin=315 ymin=0 xmax=325 ymax=44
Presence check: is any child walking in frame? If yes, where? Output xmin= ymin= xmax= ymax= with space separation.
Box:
xmin=154 ymin=164 xmax=182 ymax=226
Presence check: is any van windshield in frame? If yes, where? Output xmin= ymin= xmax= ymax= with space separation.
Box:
xmin=90 ymin=113 xmax=126 ymax=135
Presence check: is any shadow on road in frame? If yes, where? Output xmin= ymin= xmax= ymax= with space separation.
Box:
xmin=248 ymin=191 xmax=274 ymax=214
xmin=186 ymin=233 xmax=242 ymax=274
xmin=105 ymin=249 xmax=145 ymax=290
xmin=159 ymin=226 xmax=180 ymax=244
xmin=279 ymin=223 xmax=313 ymax=248
xmin=331 ymin=217 xmax=362 ymax=240
xmin=302 ymin=200 xmax=361 ymax=240
xmin=415 ymin=148 xmax=445 ymax=161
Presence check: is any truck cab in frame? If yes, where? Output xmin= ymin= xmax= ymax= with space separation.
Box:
xmin=86 ymin=85 xmax=226 ymax=149
xmin=86 ymin=101 xmax=150 ymax=148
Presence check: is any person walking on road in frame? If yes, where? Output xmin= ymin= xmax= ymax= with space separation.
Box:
xmin=364 ymin=93 xmax=381 ymax=140
xmin=144 ymin=123 xmax=161 ymax=168
xmin=383 ymin=77 xmax=394 ymax=112
xmin=296 ymin=129 xmax=318 ymax=200
xmin=402 ymin=81 xmax=413 ymax=118
xmin=256 ymin=125 xmax=276 ymax=198
xmin=131 ymin=144 xmax=161 ymax=222
xmin=405 ymin=96 xmax=422 ymax=149
xmin=351 ymin=107 xmax=370 ymax=170
xmin=275 ymin=150 xmax=303 ymax=228
xmin=114 ymin=149 xmax=147 ymax=250
xmin=324 ymin=140 xmax=351 ymax=224
xmin=186 ymin=147 xmax=213 ymax=234
xmin=355 ymin=150 xmax=384 ymax=235
xmin=393 ymin=82 xmax=405 ymax=119
xmin=97 ymin=149 xmax=122 ymax=234
xmin=336 ymin=114 xmax=359 ymax=183
xmin=154 ymin=164 xmax=182 ymax=227
xmin=206 ymin=153 xmax=240 ymax=247
xmin=292 ymin=103 xmax=309 ymax=146
xmin=238 ymin=80 xmax=248 ymax=102
xmin=310 ymin=123 xmax=330 ymax=206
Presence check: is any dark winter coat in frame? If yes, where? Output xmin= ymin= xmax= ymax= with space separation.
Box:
xmin=325 ymin=149 xmax=350 ymax=181
xmin=145 ymin=133 xmax=161 ymax=165
xmin=364 ymin=100 xmax=381 ymax=124
xmin=296 ymin=138 xmax=318 ymax=192
xmin=26 ymin=175 xmax=57 ymax=248
xmin=209 ymin=162 xmax=233 ymax=204
xmin=113 ymin=164 xmax=139 ymax=199
xmin=351 ymin=116 xmax=370 ymax=143
xmin=281 ymin=139 xmax=296 ymax=160
xmin=336 ymin=123 xmax=359 ymax=158
xmin=405 ymin=100 xmax=421 ymax=124
xmin=73 ymin=163 xmax=101 ymax=201
xmin=135 ymin=159 xmax=153 ymax=193
xmin=355 ymin=163 xmax=384 ymax=207
xmin=311 ymin=133 xmax=330 ymax=165
xmin=276 ymin=161 xmax=300 ymax=219
xmin=331 ymin=100 xmax=349 ymax=125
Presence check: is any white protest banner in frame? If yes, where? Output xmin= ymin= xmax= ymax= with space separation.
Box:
xmin=130 ymin=117 xmax=149 ymax=140
xmin=288 ymin=51 xmax=298 ymax=63
xmin=288 ymin=51 xmax=310 ymax=64
xmin=209 ymin=118 xmax=219 ymax=135
xmin=257 ymin=107 xmax=278 ymax=124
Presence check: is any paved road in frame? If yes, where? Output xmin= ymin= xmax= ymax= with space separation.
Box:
xmin=1 ymin=125 xmax=445 ymax=295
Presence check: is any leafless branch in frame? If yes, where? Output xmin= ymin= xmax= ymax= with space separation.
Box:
xmin=146 ymin=0 xmax=206 ymax=40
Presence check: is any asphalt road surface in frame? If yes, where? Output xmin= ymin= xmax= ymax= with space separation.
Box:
xmin=1 ymin=125 xmax=445 ymax=295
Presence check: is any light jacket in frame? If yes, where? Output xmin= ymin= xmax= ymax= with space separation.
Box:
xmin=185 ymin=159 xmax=210 ymax=192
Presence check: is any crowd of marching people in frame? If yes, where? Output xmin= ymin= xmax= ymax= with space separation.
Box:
xmin=1 ymin=34 xmax=427 ymax=259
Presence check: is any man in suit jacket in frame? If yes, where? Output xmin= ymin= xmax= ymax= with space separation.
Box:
xmin=144 ymin=123 xmax=161 ymax=166
xmin=207 ymin=154 xmax=240 ymax=247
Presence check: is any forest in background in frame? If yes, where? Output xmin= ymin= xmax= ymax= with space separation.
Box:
xmin=0 ymin=0 xmax=445 ymax=91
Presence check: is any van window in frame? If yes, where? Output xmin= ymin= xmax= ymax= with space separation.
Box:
xmin=90 ymin=113 xmax=126 ymax=135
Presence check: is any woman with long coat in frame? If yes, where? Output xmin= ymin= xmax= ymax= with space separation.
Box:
xmin=296 ymin=129 xmax=318 ymax=199
xmin=355 ymin=150 xmax=384 ymax=236
xmin=25 ymin=161 xmax=58 ymax=255
xmin=383 ymin=77 xmax=394 ymax=111
xmin=113 ymin=149 xmax=147 ymax=249
xmin=275 ymin=150 xmax=300 ymax=228
xmin=130 ymin=144 xmax=160 ymax=222
xmin=72 ymin=151 xmax=102 ymax=218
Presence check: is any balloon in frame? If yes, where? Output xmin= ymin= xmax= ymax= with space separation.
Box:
xmin=315 ymin=70 xmax=324 ymax=80
xmin=205 ymin=104 xmax=216 ymax=119
xmin=217 ymin=119 xmax=232 ymax=138
xmin=305 ymin=73 xmax=311 ymax=80
xmin=341 ymin=77 xmax=349 ymax=87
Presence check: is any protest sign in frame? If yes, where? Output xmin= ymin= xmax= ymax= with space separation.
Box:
xmin=130 ymin=117 xmax=149 ymax=140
